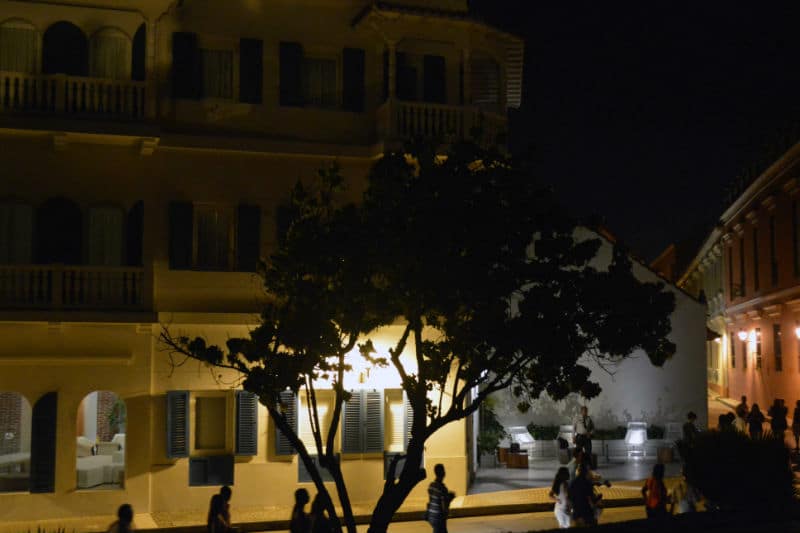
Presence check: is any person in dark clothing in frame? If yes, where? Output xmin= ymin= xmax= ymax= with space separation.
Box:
xmin=220 ymin=486 xmax=233 ymax=530
xmin=747 ymin=403 xmax=765 ymax=439
xmin=207 ymin=494 xmax=229 ymax=533
xmin=769 ymin=399 xmax=788 ymax=438
xmin=642 ymin=463 xmax=669 ymax=520
xmin=792 ymin=400 xmax=800 ymax=451
xmin=290 ymin=488 xmax=310 ymax=533
xmin=107 ymin=504 xmax=134 ymax=533
xmin=568 ymin=465 xmax=598 ymax=527
xmin=682 ymin=411 xmax=698 ymax=445
xmin=426 ymin=464 xmax=455 ymax=533
xmin=309 ymin=494 xmax=330 ymax=533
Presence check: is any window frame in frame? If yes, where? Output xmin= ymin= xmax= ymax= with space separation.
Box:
xmin=197 ymin=36 xmax=239 ymax=101
xmin=192 ymin=203 xmax=237 ymax=271
xmin=189 ymin=390 xmax=234 ymax=457
xmin=301 ymin=49 xmax=341 ymax=110
xmin=0 ymin=19 xmax=40 ymax=74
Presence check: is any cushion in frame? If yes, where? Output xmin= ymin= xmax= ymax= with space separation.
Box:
xmin=76 ymin=436 xmax=94 ymax=457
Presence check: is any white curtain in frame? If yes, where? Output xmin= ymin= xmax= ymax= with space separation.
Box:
xmin=195 ymin=207 xmax=231 ymax=270
xmin=303 ymin=57 xmax=336 ymax=108
xmin=90 ymin=32 xmax=129 ymax=80
xmin=0 ymin=203 xmax=32 ymax=264
xmin=201 ymin=49 xmax=233 ymax=98
xmin=88 ymin=207 xmax=123 ymax=266
xmin=0 ymin=26 xmax=37 ymax=74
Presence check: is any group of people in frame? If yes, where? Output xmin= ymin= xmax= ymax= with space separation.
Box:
xmin=289 ymin=487 xmax=340 ymax=533
xmin=719 ymin=395 xmax=800 ymax=446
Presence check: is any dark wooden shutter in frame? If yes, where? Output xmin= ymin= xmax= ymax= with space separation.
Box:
xmin=403 ymin=392 xmax=413 ymax=451
xmin=239 ymin=38 xmax=263 ymax=104
xmin=189 ymin=455 xmax=234 ymax=486
xmin=279 ymin=42 xmax=303 ymax=106
xmin=275 ymin=390 xmax=297 ymax=455
xmin=236 ymin=204 xmax=261 ymax=272
xmin=126 ymin=200 xmax=144 ymax=267
xmin=342 ymin=47 xmax=365 ymax=112
xmin=30 ymin=392 xmax=57 ymax=493
xmin=172 ymin=32 xmax=200 ymax=99
xmin=364 ymin=390 xmax=384 ymax=453
xmin=166 ymin=390 xmax=190 ymax=458
xmin=423 ymin=54 xmax=446 ymax=104
xmin=132 ymin=24 xmax=146 ymax=82
xmin=236 ymin=390 xmax=258 ymax=456
xmin=341 ymin=391 xmax=363 ymax=453
xmin=168 ymin=202 xmax=193 ymax=270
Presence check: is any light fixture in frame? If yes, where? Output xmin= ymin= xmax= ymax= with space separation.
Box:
xmin=714 ymin=337 xmax=722 ymax=343
xmin=737 ymin=329 xmax=748 ymax=341
xmin=795 ymin=326 xmax=800 ymax=340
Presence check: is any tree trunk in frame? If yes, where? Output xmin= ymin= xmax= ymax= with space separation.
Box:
xmin=326 ymin=454 xmax=357 ymax=533
xmin=366 ymin=443 xmax=427 ymax=533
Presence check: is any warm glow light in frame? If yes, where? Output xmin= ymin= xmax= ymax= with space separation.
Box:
xmin=714 ymin=337 xmax=721 ymax=343
xmin=795 ymin=327 xmax=800 ymax=340
xmin=737 ymin=330 xmax=748 ymax=341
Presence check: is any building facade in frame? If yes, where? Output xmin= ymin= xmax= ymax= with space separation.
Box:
xmin=0 ymin=0 xmax=523 ymax=526
xmin=679 ymin=142 xmax=800 ymax=408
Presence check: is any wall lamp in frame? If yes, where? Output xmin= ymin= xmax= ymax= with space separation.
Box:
xmin=737 ymin=329 xmax=748 ymax=341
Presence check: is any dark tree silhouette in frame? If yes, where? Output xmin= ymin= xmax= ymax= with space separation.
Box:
xmin=161 ymin=141 xmax=676 ymax=533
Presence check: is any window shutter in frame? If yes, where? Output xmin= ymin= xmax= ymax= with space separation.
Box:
xmin=236 ymin=204 xmax=261 ymax=272
xmin=172 ymin=32 xmax=200 ymax=99
xmin=279 ymin=42 xmax=303 ymax=106
xmin=236 ymin=390 xmax=258 ymax=456
xmin=275 ymin=390 xmax=297 ymax=455
xmin=342 ymin=47 xmax=365 ymax=112
xmin=166 ymin=390 xmax=190 ymax=458
xmin=396 ymin=52 xmax=415 ymax=100
xmin=239 ymin=38 xmax=263 ymax=104
xmin=30 ymin=392 xmax=57 ymax=493
xmin=423 ymin=54 xmax=446 ymax=104
xmin=403 ymin=392 xmax=413 ymax=451
xmin=126 ymin=200 xmax=144 ymax=267
xmin=341 ymin=391 xmax=363 ymax=453
xmin=168 ymin=202 xmax=193 ymax=270
xmin=364 ymin=390 xmax=384 ymax=453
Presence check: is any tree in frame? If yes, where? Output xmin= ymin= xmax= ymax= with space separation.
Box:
xmin=160 ymin=141 xmax=676 ymax=533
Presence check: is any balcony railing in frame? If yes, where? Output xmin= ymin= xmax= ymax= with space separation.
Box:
xmin=377 ymin=98 xmax=508 ymax=147
xmin=0 ymin=264 xmax=146 ymax=311
xmin=0 ymin=71 xmax=146 ymax=120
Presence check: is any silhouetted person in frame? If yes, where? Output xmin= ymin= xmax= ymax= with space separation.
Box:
xmin=736 ymin=395 xmax=749 ymax=419
xmin=748 ymin=403 xmax=765 ymax=439
xmin=642 ymin=463 xmax=669 ymax=519
xmin=207 ymin=494 xmax=230 ymax=533
xmin=309 ymin=494 xmax=331 ymax=533
xmin=426 ymin=464 xmax=454 ymax=533
xmin=568 ymin=463 xmax=597 ymax=527
xmin=718 ymin=412 xmax=735 ymax=431
xmin=573 ymin=405 xmax=595 ymax=455
xmin=220 ymin=486 xmax=233 ymax=530
xmin=769 ymin=399 xmax=788 ymax=438
xmin=793 ymin=400 xmax=800 ymax=451
xmin=290 ymin=488 xmax=310 ymax=533
xmin=107 ymin=504 xmax=134 ymax=533
xmin=682 ymin=411 xmax=699 ymax=445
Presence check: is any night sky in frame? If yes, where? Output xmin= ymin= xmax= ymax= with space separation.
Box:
xmin=472 ymin=2 xmax=800 ymax=261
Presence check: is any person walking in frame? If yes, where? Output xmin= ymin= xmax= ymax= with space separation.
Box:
xmin=548 ymin=467 xmax=571 ymax=529
xmin=568 ymin=464 xmax=598 ymax=527
xmin=220 ymin=486 xmax=233 ymax=531
xmin=425 ymin=464 xmax=455 ymax=533
xmin=573 ymin=405 xmax=595 ymax=455
xmin=641 ymin=463 xmax=669 ymax=520
xmin=309 ymin=494 xmax=331 ymax=533
xmin=769 ymin=399 xmax=788 ymax=439
xmin=207 ymin=494 xmax=230 ymax=533
xmin=747 ymin=403 xmax=765 ymax=439
xmin=290 ymin=488 xmax=310 ymax=533
xmin=735 ymin=395 xmax=749 ymax=419
xmin=682 ymin=411 xmax=698 ymax=445
xmin=107 ymin=504 xmax=134 ymax=533
xmin=792 ymin=400 xmax=800 ymax=451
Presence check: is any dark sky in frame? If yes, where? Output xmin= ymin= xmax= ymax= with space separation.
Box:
xmin=471 ymin=1 xmax=800 ymax=261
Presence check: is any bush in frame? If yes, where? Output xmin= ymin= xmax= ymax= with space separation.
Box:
xmin=526 ymin=423 xmax=559 ymax=440
xmin=594 ymin=426 xmax=627 ymax=440
xmin=647 ymin=424 xmax=665 ymax=439
xmin=682 ymin=429 xmax=797 ymax=512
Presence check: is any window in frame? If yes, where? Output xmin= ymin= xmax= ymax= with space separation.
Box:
xmin=0 ymin=392 xmax=32 ymax=493
xmin=298 ymin=390 xmax=333 ymax=453
xmin=0 ymin=20 xmax=37 ymax=73
xmin=303 ymin=57 xmax=337 ymax=108
xmin=770 ymin=215 xmax=778 ymax=286
xmin=742 ymin=339 xmax=747 ymax=370
xmin=201 ymin=49 xmax=233 ymax=99
xmin=195 ymin=397 xmax=226 ymax=450
xmin=195 ymin=205 xmax=234 ymax=271
xmin=76 ymin=391 xmax=126 ymax=489
xmin=755 ymin=328 xmax=762 ymax=370
xmin=730 ymin=331 xmax=735 ymax=368
xmin=774 ymin=324 xmax=782 ymax=372
xmin=752 ymin=228 xmax=759 ymax=292
xmin=0 ymin=202 xmax=32 ymax=264
xmin=739 ymin=236 xmax=746 ymax=297
xmin=90 ymin=28 xmax=130 ymax=80
xmin=88 ymin=207 xmax=123 ymax=266
xmin=341 ymin=390 xmax=383 ymax=454
xmin=385 ymin=389 xmax=406 ymax=453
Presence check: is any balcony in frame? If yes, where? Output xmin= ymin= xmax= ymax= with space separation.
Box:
xmin=0 ymin=71 xmax=146 ymax=120
xmin=376 ymin=98 xmax=508 ymax=149
xmin=0 ymin=264 xmax=146 ymax=311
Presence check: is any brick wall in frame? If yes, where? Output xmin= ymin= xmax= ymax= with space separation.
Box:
xmin=0 ymin=393 xmax=22 ymax=455
xmin=96 ymin=391 xmax=117 ymax=442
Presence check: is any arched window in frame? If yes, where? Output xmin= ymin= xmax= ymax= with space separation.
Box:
xmin=36 ymin=197 xmax=82 ymax=265
xmin=131 ymin=23 xmax=146 ymax=82
xmin=471 ymin=52 xmax=501 ymax=111
xmin=42 ymin=21 xmax=87 ymax=76
xmin=90 ymin=27 xmax=130 ymax=80
xmin=76 ymin=391 xmax=126 ymax=489
xmin=0 ymin=392 xmax=32 ymax=493
xmin=0 ymin=19 xmax=37 ymax=73
xmin=0 ymin=201 xmax=33 ymax=264
xmin=88 ymin=206 xmax=123 ymax=266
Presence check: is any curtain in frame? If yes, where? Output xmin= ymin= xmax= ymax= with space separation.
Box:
xmin=471 ymin=55 xmax=501 ymax=111
xmin=0 ymin=203 xmax=32 ymax=264
xmin=201 ymin=49 xmax=233 ymax=98
xmin=303 ymin=57 xmax=336 ymax=108
xmin=91 ymin=33 xmax=129 ymax=80
xmin=0 ymin=26 xmax=37 ymax=73
xmin=88 ymin=207 xmax=123 ymax=266
xmin=195 ymin=207 xmax=231 ymax=270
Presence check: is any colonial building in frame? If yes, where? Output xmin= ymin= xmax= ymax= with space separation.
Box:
xmin=0 ymin=0 xmax=523 ymax=527
xmin=678 ymin=142 xmax=800 ymax=407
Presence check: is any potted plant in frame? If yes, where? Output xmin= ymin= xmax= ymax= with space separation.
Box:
xmin=108 ymin=398 xmax=127 ymax=435
xmin=477 ymin=399 xmax=506 ymax=468
xmin=526 ymin=423 xmax=560 ymax=460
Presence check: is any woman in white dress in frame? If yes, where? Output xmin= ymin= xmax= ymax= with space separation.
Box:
xmin=548 ymin=467 xmax=571 ymax=528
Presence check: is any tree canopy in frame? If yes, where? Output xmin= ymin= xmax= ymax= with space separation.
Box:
xmin=160 ymin=141 xmax=676 ymax=533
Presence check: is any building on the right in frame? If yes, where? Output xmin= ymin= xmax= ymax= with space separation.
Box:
xmin=676 ymin=142 xmax=800 ymax=407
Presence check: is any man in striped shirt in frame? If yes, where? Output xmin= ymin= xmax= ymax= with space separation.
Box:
xmin=426 ymin=464 xmax=455 ymax=533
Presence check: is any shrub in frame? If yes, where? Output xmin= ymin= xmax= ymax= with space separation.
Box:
xmin=647 ymin=424 xmax=665 ymax=439
xmin=682 ymin=429 xmax=797 ymax=512
xmin=477 ymin=399 xmax=506 ymax=454
xmin=526 ymin=423 xmax=560 ymax=440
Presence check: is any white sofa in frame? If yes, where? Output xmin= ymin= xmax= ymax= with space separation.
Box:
xmin=76 ymin=433 xmax=125 ymax=488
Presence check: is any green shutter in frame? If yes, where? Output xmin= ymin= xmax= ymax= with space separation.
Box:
xmin=342 ymin=47 xmax=365 ymax=112
xmin=279 ymin=42 xmax=303 ymax=106
xmin=236 ymin=391 xmax=258 ymax=456
xmin=239 ymin=38 xmax=263 ymax=104
xmin=341 ymin=391 xmax=363 ymax=453
xmin=236 ymin=204 xmax=261 ymax=272
xmin=168 ymin=202 xmax=193 ymax=270
xmin=364 ymin=390 xmax=384 ymax=453
xmin=166 ymin=391 xmax=190 ymax=458
xmin=275 ymin=390 xmax=297 ymax=455
xmin=30 ymin=392 xmax=57 ymax=493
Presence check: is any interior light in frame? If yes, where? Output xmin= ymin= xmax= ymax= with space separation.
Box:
xmin=795 ymin=327 xmax=800 ymax=340
xmin=737 ymin=330 xmax=748 ymax=341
